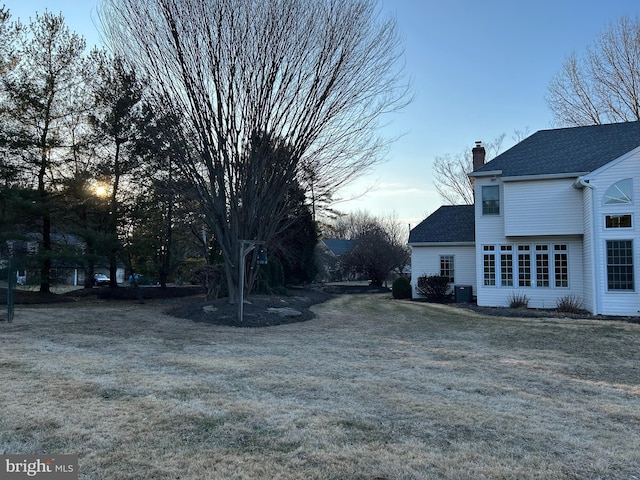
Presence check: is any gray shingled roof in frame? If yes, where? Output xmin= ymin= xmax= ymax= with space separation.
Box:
xmin=472 ymin=121 xmax=640 ymax=178
xmin=409 ymin=205 xmax=475 ymax=244
xmin=321 ymin=238 xmax=355 ymax=256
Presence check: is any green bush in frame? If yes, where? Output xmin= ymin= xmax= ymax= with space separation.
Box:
xmin=415 ymin=274 xmax=450 ymax=302
xmin=392 ymin=276 xmax=412 ymax=299
xmin=556 ymin=294 xmax=583 ymax=313
xmin=508 ymin=292 xmax=529 ymax=309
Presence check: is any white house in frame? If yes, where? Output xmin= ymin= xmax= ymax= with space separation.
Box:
xmin=408 ymin=205 xmax=476 ymax=298
xmin=410 ymin=121 xmax=640 ymax=316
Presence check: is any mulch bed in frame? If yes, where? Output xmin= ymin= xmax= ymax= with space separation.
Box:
xmin=454 ymin=301 xmax=640 ymax=324
xmin=168 ymin=285 xmax=391 ymax=327
xmin=166 ymin=289 xmax=337 ymax=327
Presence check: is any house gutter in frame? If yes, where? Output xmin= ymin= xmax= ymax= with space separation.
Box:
xmin=576 ymin=176 xmax=600 ymax=315
xmin=408 ymin=242 xmax=475 ymax=247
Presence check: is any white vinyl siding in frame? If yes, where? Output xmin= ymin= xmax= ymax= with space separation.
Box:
xmin=476 ymin=238 xmax=583 ymax=309
xmin=583 ymin=148 xmax=640 ymax=315
xmin=475 ymin=178 xmax=585 ymax=309
xmin=503 ymin=178 xmax=583 ymax=236
xmin=410 ymin=245 xmax=476 ymax=298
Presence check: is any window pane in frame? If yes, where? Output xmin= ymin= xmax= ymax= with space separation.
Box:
xmin=501 ymin=253 xmax=513 ymax=286
xmin=554 ymin=245 xmax=568 ymax=288
xmin=518 ymin=245 xmax=531 ymax=287
xmin=484 ymin=254 xmax=495 ymax=286
xmin=482 ymin=185 xmax=500 ymax=215
xmin=536 ymin=245 xmax=549 ymax=287
xmin=604 ymin=178 xmax=632 ymax=204
xmin=440 ymin=255 xmax=454 ymax=283
xmin=606 ymin=240 xmax=634 ymax=290
xmin=605 ymin=214 xmax=632 ymax=228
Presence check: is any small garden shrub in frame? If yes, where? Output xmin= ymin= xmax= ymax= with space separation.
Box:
xmin=508 ymin=292 xmax=529 ymax=309
xmin=416 ymin=274 xmax=450 ymax=302
xmin=191 ymin=264 xmax=227 ymax=300
xmin=392 ymin=276 xmax=412 ymax=299
xmin=556 ymin=294 xmax=583 ymax=313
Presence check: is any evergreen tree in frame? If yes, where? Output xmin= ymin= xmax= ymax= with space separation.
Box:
xmin=1 ymin=12 xmax=87 ymax=292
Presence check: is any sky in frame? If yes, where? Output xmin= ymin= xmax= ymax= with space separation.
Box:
xmin=6 ymin=0 xmax=640 ymax=227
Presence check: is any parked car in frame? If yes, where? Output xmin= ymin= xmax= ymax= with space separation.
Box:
xmin=93 ymin=273 xmax=109 ymax=286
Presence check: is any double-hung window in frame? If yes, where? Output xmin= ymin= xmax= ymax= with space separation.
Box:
xmin=483 ymin=245 xmax=496 ymax=286
xmin=482 ymin=185 xmax=500 ymax=215
xmin=554 ymin=245 xmax=568 ymax=288
xmin=535 ymin=245 xmax=549 ymax=287
xmin=607 ymin=240 xmax=634 ymax=290
xmin=517 ymin=245 xmax=531 ymax=287
xmin=500 ymin=245 xmax=513 ymax=287
xmin=440 ymin=255 xmax=454 ymax=283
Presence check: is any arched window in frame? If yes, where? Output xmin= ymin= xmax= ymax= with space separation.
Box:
xmin=604 ymin=178 xmax=633 ymax=204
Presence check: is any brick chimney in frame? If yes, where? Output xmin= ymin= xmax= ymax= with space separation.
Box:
xmin=472 ymin=141 xmax=485 ymax=171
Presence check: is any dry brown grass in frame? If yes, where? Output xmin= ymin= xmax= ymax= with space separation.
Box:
xmin=1 ymin=294 xmax=639 ymax=479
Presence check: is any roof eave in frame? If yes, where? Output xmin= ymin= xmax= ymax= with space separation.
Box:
xmin=501 ymin=172 xmax=588 ymax=182
xmin=409 ymin=241 xmax=475 ymax=247
xmin=468 ymin=170 xmax=502 ymax=178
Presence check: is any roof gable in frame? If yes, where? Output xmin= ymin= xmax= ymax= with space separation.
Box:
xmin=321 ymin=238 xmax=355 ymax=256
xmin=409 ymin=205 xmax=475 ymax=244
xmin=472 ymin=121 xmax=640 ymax=178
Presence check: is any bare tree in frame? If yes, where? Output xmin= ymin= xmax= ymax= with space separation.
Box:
xmin=97 ymin=0 xmax=410 ymax=303
xmin=334 ymin=211 xmax=409 ymax=285
xmin=325 ymin=210 xmax=410 ymax=284
xmin=547 ymin=16 xmax=640 ymax=126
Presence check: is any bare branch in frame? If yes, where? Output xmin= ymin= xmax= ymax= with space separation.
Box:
xmin=97 ymin=0 xmax=411 ymax=301
xmin=547 ymin=16 xmax=640 ymax=127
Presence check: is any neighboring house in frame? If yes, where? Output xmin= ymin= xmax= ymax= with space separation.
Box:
xmin=410 ymin=121 xmax=640 ymax=316
xmin=3 ymin=234 xmax=126 ymax=287
xmin=316 ymin=239 xmax=356 ymax=282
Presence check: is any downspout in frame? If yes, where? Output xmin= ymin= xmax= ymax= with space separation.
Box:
xmin=578 ymin=177 xmax=600 ymax=314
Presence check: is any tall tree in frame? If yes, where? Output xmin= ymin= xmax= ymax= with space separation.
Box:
xmin=1 ymin=12 xmax=87 ymax=293
xmin=128 ymin=100 xmax=199 ymax=288
xmin=268 ymin=183 xmax=319 ymax=286
xmin=86 ymin=52 xmax=144 ymax=287
xmin=547 ymin=16 xmax=640 ymax=126
xmin=98 ymin=0 xmax=410 ymax=303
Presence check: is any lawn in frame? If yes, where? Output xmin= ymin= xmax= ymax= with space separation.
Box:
xmin=0 ymin=294 xmax=639 ymax=479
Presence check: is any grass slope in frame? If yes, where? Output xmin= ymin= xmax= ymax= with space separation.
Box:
xmin=0 ymin=294 xmax=639 ymax=479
